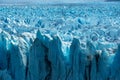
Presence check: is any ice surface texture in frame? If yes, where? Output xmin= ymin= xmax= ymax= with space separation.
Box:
xmin=0 ymin=3 xmax=120 ymax=80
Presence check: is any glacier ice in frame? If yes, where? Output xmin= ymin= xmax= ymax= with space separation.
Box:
xmin=0 ymin=3 xmax=120 ymax=80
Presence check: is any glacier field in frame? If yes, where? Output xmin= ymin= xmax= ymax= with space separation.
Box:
xmin=0 ymin=2 xmax=120 ymax=80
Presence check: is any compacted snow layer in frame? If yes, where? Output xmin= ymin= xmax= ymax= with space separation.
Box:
xmin=0 ymin=3 xmax=120 ymax=80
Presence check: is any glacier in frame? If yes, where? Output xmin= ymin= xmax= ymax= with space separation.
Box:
xmin=0 ymin=3 xmax=120 ymax=80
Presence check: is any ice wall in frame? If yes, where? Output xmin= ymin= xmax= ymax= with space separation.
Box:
xmin=0 ymin=4 xmax=120 ymax=80
xmin=0 ymin=30 xmax=119 ymax=80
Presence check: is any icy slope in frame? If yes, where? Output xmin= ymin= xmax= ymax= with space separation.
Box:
xmin=0 ymin=3 xmax=120 ymax=80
